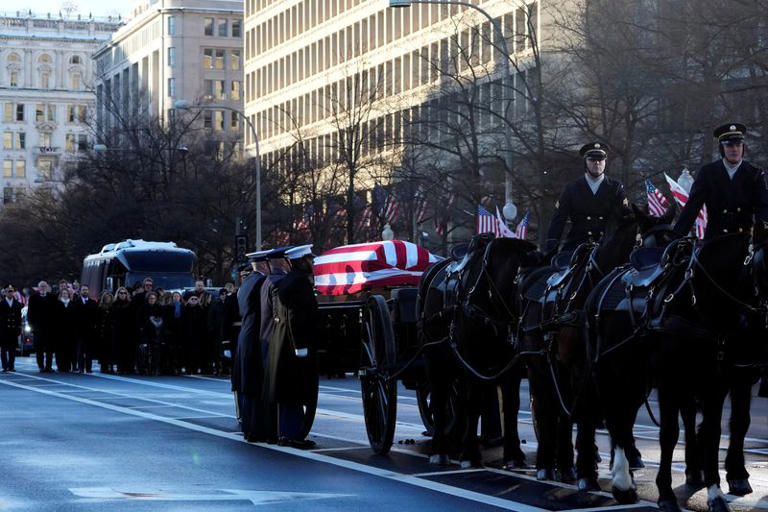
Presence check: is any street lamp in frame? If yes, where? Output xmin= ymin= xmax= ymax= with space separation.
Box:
xmin=174 ymin=99 xmax=262 ymax=251
xmin=390 ymin=0 xmax=517 ymax=221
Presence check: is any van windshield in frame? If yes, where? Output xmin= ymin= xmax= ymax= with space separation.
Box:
xmin=126 ymin=272 xmax=196 ymax=291
xmin=121 ymin=251 xmax=195 ymax=272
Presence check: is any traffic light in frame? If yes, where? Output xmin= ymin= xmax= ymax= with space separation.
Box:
xmin=235 ymin=235 xmax=248 ymax=263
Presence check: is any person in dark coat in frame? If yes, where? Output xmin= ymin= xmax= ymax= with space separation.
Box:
xmin=263 ymin=245 xmax=319 ymax=449
xmin=673 ymin=123 xmax=768 ymax=239
xmin=27 ymin=280 xmax=57 ymax=372
xmin=233 ymin=250 xmax=270 ymax=442
xmin=54 ymin=289 xmax=76 ymax=372
xmin=137 ymin=292 xmax=167 ymax=375
xmin=182 ymin=294 xmax=208 ymax=374
xmin=0 ymin=285 xmax=23 ymax=372
xmin=544 ymin=142 xmax=630 ymax=255
xmin=207 ymin=289 xmax=228 ymax=375
xmin=72 ymin=285 xmax=99 ymax=373
xmin=112 ymin=286 xmax=137 ymax=374
xmin=96 ymin=292 xmax=115 ymax=373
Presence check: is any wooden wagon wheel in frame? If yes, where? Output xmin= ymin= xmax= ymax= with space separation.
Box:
xmin=359 ymin=295 xmax=398 ymax=454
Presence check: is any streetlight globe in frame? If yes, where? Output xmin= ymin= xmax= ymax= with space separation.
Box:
xmin=173 ymin=99 xmax=190 ymax=109
xmin=678 ymin=168 xmax=694 ymax=193
xmin=382 ymin=224 xmax=395 ymax=241
xmin=93 ymin=143 xmax=107 ymax=152
xmin=503 ymin=201 xmax=518 ymax=221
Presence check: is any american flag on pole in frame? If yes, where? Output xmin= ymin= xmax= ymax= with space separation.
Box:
xmin=664 ymin=173 xmax=707 ymax=239
xmin=355 ymin=205 xmax=373 ymax=238
xmin=414 ymin=189 xmax=428 ymax=224
xmin=374 ymin=185 xmax=400 ymax=224
xmin=515 ymin=212 xmax=530 ymax=240
xmin=477 ymin=205 xmax=500 ymax=235
xmin=645 ymin=179 xmax=670 ymax=217
xmin=313 ymin=240 xmax=442 ymax=295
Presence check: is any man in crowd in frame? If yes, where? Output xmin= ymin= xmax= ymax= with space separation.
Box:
xmin=0 ymin=285 xmax=23 ymax=372
xmin=28 ymin=281 xmax=56 ymax=372
xmin=73 ymin=284 xmax=98 ymax=373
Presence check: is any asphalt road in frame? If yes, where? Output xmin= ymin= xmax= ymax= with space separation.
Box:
xmin=1 ymin=356 xmax=767 ymax=511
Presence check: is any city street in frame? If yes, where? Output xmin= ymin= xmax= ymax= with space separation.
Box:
xmin=1 ymin=356 xmax=767 ymax=511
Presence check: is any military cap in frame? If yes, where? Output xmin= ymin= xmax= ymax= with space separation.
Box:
xmin=714 ymin=123 xmax=747 ymax=143
xmin=5 ymin=285 xmax=14 ymax=292
xmin=579 ymin=142 xmax=608 ymax=160
xmin=285 ymin=244 xmax=315 ymax=260
xmin=245 ymin=249 xmax=271 ymax=262
xmin=266 ymin=246 xmax=294 ymax=259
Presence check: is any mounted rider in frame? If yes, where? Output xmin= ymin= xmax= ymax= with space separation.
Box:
xmin=673 ymin=123 xmax=768 ymax=239
xmin=544 ymin=142 xmax=631 ymax=261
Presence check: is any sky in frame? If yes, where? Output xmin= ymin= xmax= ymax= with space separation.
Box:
xmin=8 ymin=0 xmax=126 ymax=19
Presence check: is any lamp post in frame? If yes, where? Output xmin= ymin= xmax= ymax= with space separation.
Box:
xmin=390 ymin=0 xmax=517 ymax=221
xmin=174 ymin=99 xmax=262 ymax=251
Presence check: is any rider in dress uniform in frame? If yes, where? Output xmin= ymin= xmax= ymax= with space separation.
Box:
xmin=672 ymin=123 xmax=768 ymax=497
xmin=673 ymin=123 xmax=768 ymax=239
xmin=544 ymin=142 xmax=630 ymax=256
xmin=0 ymin=285 xmax=23 ymax=372
xmin=232 ymin=250 xmax=270 ymax=442
xmin=263 ymin=245 xmax=319 ymax=449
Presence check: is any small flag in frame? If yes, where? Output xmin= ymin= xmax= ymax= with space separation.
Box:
xmin=645 ymin=179 xmax=670 ymax=217
xmin=495 ymin=207 xmax=516 ymax=238
xmin=414 ymin=189 xmax=428 ymax=224
xmin=515 ymin=212 xmax=530 ymax=240
xmin=477 ymin=205 xmax=499 ymax=235
xmin=664 ymin=173 xmax=707 ymax=239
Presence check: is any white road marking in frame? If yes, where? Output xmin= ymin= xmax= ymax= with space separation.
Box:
xmin=69 ymin=487 xmax=351 ymax=504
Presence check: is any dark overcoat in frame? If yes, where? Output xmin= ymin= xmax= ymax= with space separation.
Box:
xmin=0 ymin=298 xmax=23 ymax=349
xmin=232 ymin=271 xmax=266 ymax=394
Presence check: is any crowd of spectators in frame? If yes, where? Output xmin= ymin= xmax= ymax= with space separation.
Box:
xmin=24 ymin=277 xmax=240 ymax=376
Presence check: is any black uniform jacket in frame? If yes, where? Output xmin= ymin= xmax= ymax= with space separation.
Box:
xmin=0 ymin=298 xmax=23 ymax=348
xmin=232 ymin=271 xmax=267 ymax=394
xmin=673 ymin=159 xmax=768 ymax=239
xmin=546 ymin=175 xmax=628 ymax=252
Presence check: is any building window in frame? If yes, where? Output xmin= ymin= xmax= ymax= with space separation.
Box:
xmin=9 ymin=71 xmax=18 ymax=87
xmin=36 ymin=104 xmax=44 ymax=123
xmin=214 ymin=111 xmax=224 ymax=130
xmin=70 ymin=55 xmax=82 ymax=64
xmin=16 ymin=104 xmax=23 ymax=121
xmin=203 ymin=79 xmax=214 ymax=98
xmin=168 ymin=16 xmax=176 ymax=35
xmin=3 ymin=187 xmax=13 ymax=204
xmin=203 ymin=49 xmax=213 ymax=69
xmin=204 ymin=17 xmax=214 ymax=36
xmin=231 ymin=111 xmax=239 ymax=130
xmin=15 ymin=160 xmax=25 ymax=177
xmin=7 ymin=53 xmax=19 ymax=62
xmin=65 ymin=133 xmax=75 ymax=151
xmin=41 ymin=72 xmax=50 ymax=89
xmin=231 ymin=80 xmax=241 ymax=100
xmin=232 ymin=20 xmax=241 ymax=38
xmin=16 ymin=133 xmax=25 ymax=149
xmin=214 ymin=80 xmax=226 ymax=99
xmin=3 ymin=104 xmax=12 ymax=122
xmin=78 ymin=134 xmax=88 ymax=152
xmin=203 ymin=110 xmax=213 ymax=129
xmin=38 ymin=159 xmax=52 ymax=181
xmin=215 ymin=49 xmax=225 ymax=69
xmin=2 ymin=133 xmax=11 ymax=150
xmin=218 ymin=19 xmax=228 ymax=37
xmin=168 ymin=78 xmax=176 ymax=97
xmin=231 ymin=50 xmax=241 ymax=70
xmin=47 ymin=104 xmax=56 ymax=122
xmin=78 ymin=106 xmax=87 ymax=123
xmin=38 ymin=54 xmax=51 ymax=63
xmin=168 ymin=47 xmax=176 ymax=67
xmin=39 ymin=132 xmax=51 ymax=147
xmin=3 ymin=160 xmax=12 ymax=178
xmin=71 ymin=73 xmax=81 ymax=90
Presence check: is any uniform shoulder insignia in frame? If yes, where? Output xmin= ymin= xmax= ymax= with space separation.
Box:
xmin=554 ymin=200 xmax=559 ymax=209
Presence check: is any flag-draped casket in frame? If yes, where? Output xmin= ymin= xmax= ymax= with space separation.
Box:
xmin=313 ymin=240 xmax=441 ymax=296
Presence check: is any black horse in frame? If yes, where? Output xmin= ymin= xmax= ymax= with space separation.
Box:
xmin=417 ymin=234 xmax=538 ymax=468
xmin=518 ymin=204 xmax=675 ymax=490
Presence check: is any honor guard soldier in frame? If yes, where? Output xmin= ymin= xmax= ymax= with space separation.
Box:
xmin=673 ymin=123 xmax=768 ymax=239
xmin=544 ymin=142 xmax=630 ymax=256
xmin=232 ymin=249 xmax=271 ymax=442
xmin=264 ymin=244 xmax=319 ymax=449
xmin=0 ymin=285 xmax=23 ymax=372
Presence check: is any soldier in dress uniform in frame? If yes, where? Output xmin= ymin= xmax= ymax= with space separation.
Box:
xmin=672 ymin=123 xmax=768 ymax=497
xmin=673 ymin=123 xmax=768 ymax=239
xmin=0 ymin=285 xmax=23 ymax=372
xmin=544 ymin=142 xmax=630 ymax=256
xmin=232 ymin=249 xmax=271 ymax=442
xmin=264 ymin=244 xmax=319 ymax=449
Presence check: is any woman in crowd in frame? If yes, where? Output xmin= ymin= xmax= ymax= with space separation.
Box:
xmin=163 ymin=291 xmax=185 ymax=374
xmin=137 ymin=291 xmax=166 ymax=375
xmin=96 ymin=291 xmax=115 ymax=373
xmin=112 ymin=286 xmax=136 ymax=374
xmin=55 ymin=288 xmax=76 ymax=372
xmin=183 ymin=294 xmax=208 ymax=374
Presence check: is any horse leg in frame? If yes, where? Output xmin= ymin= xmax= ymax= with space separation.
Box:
xmin=656 ymin=381 xmax=683 ymax=512
xmin=698 ymin=382 xmax=730 ymax=512
xmin=725 ymin=374 xmax=753 ymax=496
xmin=501 ymin=369 xmax=526 ymax=469
xmin=527 ymin=358 xmax=558 ymax=480
xmin=575 ymin=414 xmax=599 ymax=491
xmin=459 ymin=380 xmax=483 ymax=468
xmin=680 ymin=393 xmax=703 ymax=488
xmin=556 ymin=412 xmax=576 ymax=483
xmin=425 ymin=347 xmax=451 ymax=465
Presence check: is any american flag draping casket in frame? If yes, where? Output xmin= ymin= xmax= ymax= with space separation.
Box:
xmin=313 ymin=240 xmax=442 ymax=296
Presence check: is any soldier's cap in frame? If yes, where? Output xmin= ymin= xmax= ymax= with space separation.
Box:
xmin=714 ymin=123 xmax=746 ymax=143
xmin=285 ymin=244 xmax=316 ymax=260
xmin=266 ymin=246 xmax=294 ymax=259
xmin=5 ymin=285 xmax=14 ymax=292
xmin=579 ymin=142 xmax=608 ymax=160
xmin=245 ymin=249 xmax=271 ymax=262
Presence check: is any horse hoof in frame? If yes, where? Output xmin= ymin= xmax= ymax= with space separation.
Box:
xmin=460 ymin=459 xmax=482 ymax=469
xmin=612 ymin=485 xmax=638 ymax=504
xmin=657 ymin=499 xmax=682 ymax=512
xmin=707 ymin=495 xmax=730 ymax=512
xmin=628 ymin=455 xmax=645 ymax=470
xmin=503 ymin=458 xmax=526 ymax=470
xmin=727 ymin=478 xmax=753 ymax=497
xmin=577 ymin=478 xmax=600 ymax=492
xmin=429 ymin=454 xmax=450 ymax=466
xmin=536 ymin=469 xmax=556 ymax=481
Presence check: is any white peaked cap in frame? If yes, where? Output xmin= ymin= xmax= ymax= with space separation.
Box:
xmin=285 ymin=244 xmax=315 ymax=260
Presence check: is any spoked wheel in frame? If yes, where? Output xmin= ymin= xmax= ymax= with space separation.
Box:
xmin=416 ymin=381 xmax=462 ymax=445
xmin=359 ymin=295 xmax=398 ymax=454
